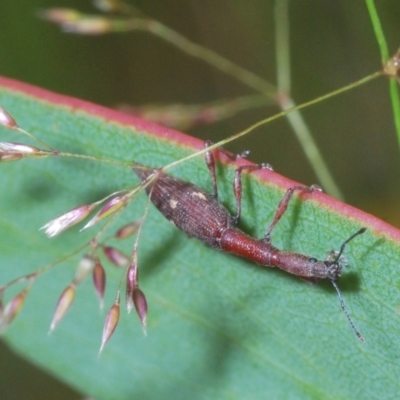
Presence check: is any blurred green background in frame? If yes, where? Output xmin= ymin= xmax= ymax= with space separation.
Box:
xmin=1 ymin=1 xmax=400 ymax=398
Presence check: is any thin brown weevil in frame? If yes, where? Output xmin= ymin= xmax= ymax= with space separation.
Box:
xmin=133 ymin=147 xmax=366 ymax=340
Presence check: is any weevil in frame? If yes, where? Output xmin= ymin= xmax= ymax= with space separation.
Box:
xmin=133 ymin=149 xmax=366 ymax=340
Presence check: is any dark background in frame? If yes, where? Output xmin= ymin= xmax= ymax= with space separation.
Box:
xmin=1 ymin=1 xmax=400 ymax=398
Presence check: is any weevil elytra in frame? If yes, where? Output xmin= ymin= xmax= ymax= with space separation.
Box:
xmin=133 ymin=149 xmax=366 ymax=340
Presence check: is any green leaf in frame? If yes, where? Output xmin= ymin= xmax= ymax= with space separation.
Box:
xmin=1 ymin=77 xmax=400 ymax=399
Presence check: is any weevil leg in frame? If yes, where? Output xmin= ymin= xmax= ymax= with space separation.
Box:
xmin=204 ymin=141 xmax=251 ymax=199
xmin=204 ymin=141 xmax=273 ymax=226
xmin=204 ymin=141 xmax=219 ymax=199
xmin=264 ymin=186 xmax=315 ymax=241
xmin=233 ymin=164 xmax=271 ymax=225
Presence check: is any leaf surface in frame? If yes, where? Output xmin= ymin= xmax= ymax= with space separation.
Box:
xmin=0 ymin=77 xmax=399 ymax=400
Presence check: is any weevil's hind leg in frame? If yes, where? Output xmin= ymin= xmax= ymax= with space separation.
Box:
xmin=264 ymin=185 xmax=316 ymax=241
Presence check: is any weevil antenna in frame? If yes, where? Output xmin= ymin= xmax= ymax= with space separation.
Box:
xmin=330 ymin=279 xmax=364 ymax=341
xmin=335 ymin=228 xmax=367 ymax=262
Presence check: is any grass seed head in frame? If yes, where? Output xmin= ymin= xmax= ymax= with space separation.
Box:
xmin=114 ymin=221 xmax=141 ymax=239
xmin=102 ymin=246 xmax=129 ymax=268
xmin=82 ymin=195 xmax=128 ymax=230
xmin=41 ymin=204 xmax=95 ymax=237
xmin=49 ymin=284 xmax=75 ymax=333
xmin=99 ymin=293 xmax=120 ymax=354
xmin=74 ymin=255 xmax=96 ymax=285
xmin=92 ymin=260 xmax=106 ymax=309
xmin=0 ymin=107 xmax=18 ymax=129
xmin=133 ymin=287 xmax=147 ymax=335
xmin=0 ymin=289 xmax=28 ymax=332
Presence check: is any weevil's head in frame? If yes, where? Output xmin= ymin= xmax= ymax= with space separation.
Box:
xmin=324 ymin=228 xmax=366 ymax=341
xmin=324 ymin=227 xmax=367 ymax=281
xmin=324 ymin=250 xmax=348 ymax=281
